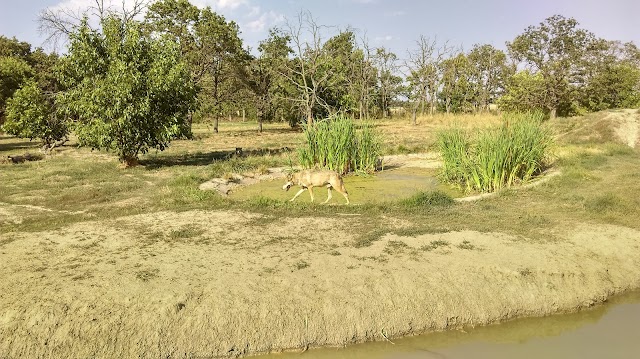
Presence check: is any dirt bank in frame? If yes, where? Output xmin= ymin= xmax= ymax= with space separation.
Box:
xmin=1 ymin=210 xmax=639 ymax=358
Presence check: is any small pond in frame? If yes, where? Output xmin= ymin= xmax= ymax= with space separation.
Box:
xmin=229 ymin=167 xmax=462 ymax=203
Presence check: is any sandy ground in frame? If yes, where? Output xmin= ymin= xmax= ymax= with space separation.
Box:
xmin=1 ymin=209 xmax=640 ymax=358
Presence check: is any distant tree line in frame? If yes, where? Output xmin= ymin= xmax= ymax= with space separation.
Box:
xmin=1 ymin=0 xmax=638 ymax=165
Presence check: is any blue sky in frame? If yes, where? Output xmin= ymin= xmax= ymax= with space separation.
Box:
xmin=1 ymin=0 xmax=638 ymax=58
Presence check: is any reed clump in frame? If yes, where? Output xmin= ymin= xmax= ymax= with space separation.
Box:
xmin=298 ymin=115 xmax=382 ymax=174
xmin=437 ymin=111 xmax=553 ymax=193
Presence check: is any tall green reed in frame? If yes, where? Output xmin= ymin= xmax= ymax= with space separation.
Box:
xmin=437 ymin=111 xmax=552 ymax=193
xmin=298 ymin=115 xmax=382 ymax=174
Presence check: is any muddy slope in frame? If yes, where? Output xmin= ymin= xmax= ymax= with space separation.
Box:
xmin=1 ymin=210 xmax=640 ymax=358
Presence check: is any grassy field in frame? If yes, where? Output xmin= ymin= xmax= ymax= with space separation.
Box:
xmin=1 ymin=110 xmax=639 ymax=241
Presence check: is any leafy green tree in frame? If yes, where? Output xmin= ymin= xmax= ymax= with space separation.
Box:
xmin=406 ymin=36 xmax=454 ymax=123
xmin=3 ymin=81 xmax=68 ymax=149
xmin=0 ymin=36 xmax=31 ymax=58
xmin=196 ymin=7 xmax=246 ymax=133
xmin=348 ymin=39 xmax=377 ymax=120
xmin=57 ymin=17 xmax=196 ymax=166
xmin=467 ymin=44 xmax=513 ymax=112
xmin=0 ymin=36 xmax=60 ymax=127
xmin=373 ymin=47 xmax=402 ymax=118
xmin=243 ymin=29 xmax=292 ymax=132
xmin=316 ymin=30 xmax=362 ymax=117
xmin=27 ymin=49 xmax=59 ymax=93
xmin=439 ymin=52 xmax=474 ymax=113
xmin=0 ymin=57 xmax=33 ymax=121
xmin=497 ymin=70 xmax=548 ymax=113
xmin=507 ymin=15 xmax=595 ymax=117
xmin=145 ymin=0 xmax=199 ymax=57
xmin=146 ymin=0 xmax=246 ymax=133
xmin=581 ymin=40 xmax=640 ymax=110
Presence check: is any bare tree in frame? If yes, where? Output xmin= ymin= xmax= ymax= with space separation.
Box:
xmin=405 ymin=35 xmax=454 ymax=123
xmin=350 ymin=33 xmax=376 ymax=120
xmin=38 ymin=0 xmax=149 ymax=50
xmin=279 ymin=11 xmax=334 ymax=126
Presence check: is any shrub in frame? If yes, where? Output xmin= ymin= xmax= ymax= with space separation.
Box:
xmin=3 ymin=81 xmax=69 ymax=148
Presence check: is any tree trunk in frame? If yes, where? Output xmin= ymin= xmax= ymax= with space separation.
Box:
xmin=121 ymin=155 xmax=139 ymax=168
xmin=242 ymin=108 xmax=246 ymax=122
xmin=214 ymin=115 xmax=219 ymax=133
xmin=412 ymin=108 xmax=417 ymax=126
xmin=257 ymin=108 xmax=264 ymax=133
xmin=306 ymin=108 xmax=313 ymax=127
xmin=550 ymin=107 xmax=557 ymax=119
xmin=382 ymin=98 xmax=387 ymax=118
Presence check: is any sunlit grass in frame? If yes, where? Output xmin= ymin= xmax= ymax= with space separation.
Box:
xmin=2 ymin=110 xmax=640 ymax=242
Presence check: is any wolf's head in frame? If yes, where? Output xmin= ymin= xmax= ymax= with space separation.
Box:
xmin=282 ymin=172 xmax=295 ymax=191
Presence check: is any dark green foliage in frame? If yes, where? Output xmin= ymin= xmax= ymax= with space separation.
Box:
xmin=3 ymin=81 xmax=68 ymax=147
xmin=0 ymin=56 xmax=33 ymax=119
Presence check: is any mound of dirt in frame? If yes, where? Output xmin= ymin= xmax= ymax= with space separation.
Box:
xmin=557 ymin=109 xmax=640 ymax=147
xmin=1 ymin=210 xmax=639 ymax=358
xmin=609 ymin=109 xmax=640 ymax=148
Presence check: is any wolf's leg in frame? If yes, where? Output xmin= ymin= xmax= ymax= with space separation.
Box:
xmin=290 ymin=188 xmax=306 ymax=202
xmin=308 ymin=186 xmax=315 ymax=202
xmin=334 ymin=182 xmax=350 ymax=205
xmin=323 ymin=186 xmax=333 ymax=204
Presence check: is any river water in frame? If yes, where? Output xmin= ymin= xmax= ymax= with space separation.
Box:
xmin=264 ymin=290 xmax=640 ymax=359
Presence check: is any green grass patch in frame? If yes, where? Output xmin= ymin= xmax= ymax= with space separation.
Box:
xmin=585 ymin=193 xmax=626 ymax=214
xmin=420 ymin=240 xmax=450 ymax=251
xmin=400 ymin=190 xmax=455 ymax=208
xmin=169 ymin=225 xmax=206 ymax=240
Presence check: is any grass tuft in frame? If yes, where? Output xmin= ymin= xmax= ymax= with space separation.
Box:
xmin=401 ymin=190 xmax=455 ymax=208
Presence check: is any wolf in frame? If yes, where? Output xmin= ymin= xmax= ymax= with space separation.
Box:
xmin=282 ymin=169 xmax=350 ymax=204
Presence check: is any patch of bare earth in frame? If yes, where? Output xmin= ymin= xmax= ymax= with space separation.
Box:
xmin=609 ymin=109 xmax=640 ymax=148
xmin=2 ymin=210 xmax=640 ymax=358
xmin=199 ymin=167 xmax=290 ymax=196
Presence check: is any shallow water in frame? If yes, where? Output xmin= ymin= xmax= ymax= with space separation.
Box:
xmin=230 ymin=167 xmax=461 ymax=203
xmin=263 ymin=290 xmax=640 ymax=359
